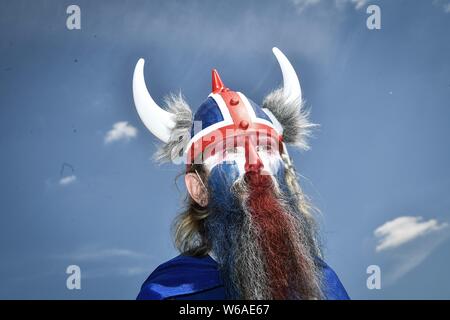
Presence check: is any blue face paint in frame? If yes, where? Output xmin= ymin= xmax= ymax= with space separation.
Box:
xmin=274 ymin=161 xmax=290 ymax=195
xmin=207 ymin=162 xmax=241 ymax=207
xmin=207 ymin=158 xmax=288 ymax=202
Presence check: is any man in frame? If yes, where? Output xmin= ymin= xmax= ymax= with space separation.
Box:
xmin=132 ymin=48 xmax=349 ymax=300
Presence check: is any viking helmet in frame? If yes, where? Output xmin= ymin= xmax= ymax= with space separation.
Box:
xmin=132 ymin=47 xmax=315 ymax=168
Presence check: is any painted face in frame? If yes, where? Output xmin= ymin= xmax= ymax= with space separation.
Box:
xmin=203 ymin=132 xmax=284 ymax=177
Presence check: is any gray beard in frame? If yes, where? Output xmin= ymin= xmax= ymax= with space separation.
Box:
xmin=204 ymin=173 xmax=324 ymax=300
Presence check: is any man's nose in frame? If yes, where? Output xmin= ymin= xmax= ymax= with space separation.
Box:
xmin=244 ymin=137 xmax=264 ymax=173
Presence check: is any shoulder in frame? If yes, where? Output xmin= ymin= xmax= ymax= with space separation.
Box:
xmin=316 ymin=257 xmax=350 ymax=300
xmin=136 ymin=254 xmax=223 ymax=300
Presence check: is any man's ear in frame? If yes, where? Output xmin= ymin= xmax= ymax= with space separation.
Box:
xmin=185 ymin=173 xmax=208 ymax=207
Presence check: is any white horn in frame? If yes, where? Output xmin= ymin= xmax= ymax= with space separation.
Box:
xmin=272 ymin=47 xmax=302 ymax=104
xmin=132 ymin=58 xmax=176 ymax=143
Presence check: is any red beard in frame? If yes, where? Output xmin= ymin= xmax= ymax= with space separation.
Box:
xmin=244 ymin=172 xmax=321 ymax=299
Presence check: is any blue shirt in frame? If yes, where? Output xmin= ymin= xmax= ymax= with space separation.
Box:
xmin=137 ymin=254 xmax=350 ymax=300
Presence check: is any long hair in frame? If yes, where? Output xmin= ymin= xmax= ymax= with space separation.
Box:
xmin=172 ymin=164 xmax=211 ymax=256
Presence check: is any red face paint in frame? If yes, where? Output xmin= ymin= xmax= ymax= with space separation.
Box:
xmin=244 ymin=136 xmax=264 ymax=173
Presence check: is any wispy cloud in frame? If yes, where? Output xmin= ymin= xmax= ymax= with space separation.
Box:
xmin=59 ymin=175 xmax=77 ymax=186
xmin=290 ymin=0 xmax=321 ymax=13
xmin=290 ymin=0 xmax=369 ymax=13
xmin=79 ymin=266 xmax=151 ymax=279
xmin=374 ymin=216 xmax=449 ymax=285
xmin=433 ymin=0 xmax=450 ymax=13
xmin=64 ymin=248 xmax=148 ymax=261
xmin=375 ymin=216 xmax=448 ymax=252
xmin=336 ymin=0 xmax=369 ymax=10
xmin=57 ymin=246 xmax=157 ymax=279
xmin=104 ymin=121 xmax=137 ymax=144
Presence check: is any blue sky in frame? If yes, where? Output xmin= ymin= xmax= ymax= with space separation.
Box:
xmin=0 ymin=0 xmax=449 ymax=299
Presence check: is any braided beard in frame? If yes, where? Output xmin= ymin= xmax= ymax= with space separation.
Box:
xmin=205 ymin=166 xmax=324 ymax=300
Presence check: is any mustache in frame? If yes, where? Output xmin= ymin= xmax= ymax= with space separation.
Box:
xmin=205 ymin=169 xmax=323 ymax=299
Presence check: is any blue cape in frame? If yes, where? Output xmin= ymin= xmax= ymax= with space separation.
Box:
xmin=137 ymin=254 xmax=350 ymax=300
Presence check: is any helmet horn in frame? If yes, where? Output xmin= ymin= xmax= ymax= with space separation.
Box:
xmin=272 ymin=47 xmax=302 ymax=104
xmin=132 ymin=58 xmax=176 ymax=143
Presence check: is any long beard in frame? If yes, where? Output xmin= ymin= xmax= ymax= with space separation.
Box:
xmin=205 ymin=166 xmax=324 ymax=300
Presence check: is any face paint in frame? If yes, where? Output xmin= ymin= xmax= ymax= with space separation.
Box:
xmin=203 ymin=133 xmax=284 ymax=178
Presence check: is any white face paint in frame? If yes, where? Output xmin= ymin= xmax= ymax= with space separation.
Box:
xmin=203 ymin=134 xmax=283 ymax=176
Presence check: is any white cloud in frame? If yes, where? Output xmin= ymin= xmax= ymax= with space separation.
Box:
xmin=81 ymin=266 xmax=150 ymax=279
xmin=351 ymin=0 xmax=368 ymax=10
xmin=373 ymin=216 xmax=449 ymax=285
xmin=290 ymin=0 xmax=321 ymax=12
xmin=445 ymin=3 xmax=450 ymax=12
xmin=59 ymin=175 xmax=77 ymax=186
xmin=104 ymin=121 xmax=137 ymax=144
xmin=56 ymin=247 xmax=156 ymax=279
xmin=62 ymin=248 xmax=149 ymax=261
xmin=335 ymin=0 xmax=369 ymax=10
xmin=383 ymin=234 xmax=448 ymax=285
xmin=290 ymin=0 xmax=369 ymax=13
xmin=433 ymin=0 xmax=450 ymax=13
xmin=375 ymin=216 xmax=448 ymax=252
